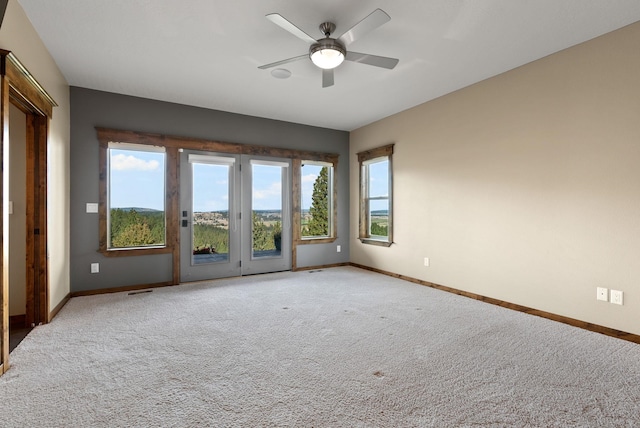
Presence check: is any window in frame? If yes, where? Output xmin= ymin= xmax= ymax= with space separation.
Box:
xmin=300 ymin=161 xmax=334 ymax=239
xmin=106 ymin=143 xmax=166 ymax=250
xmin=358 ymin=144 xmax=393 ymax=246
xmin=97 ymin=128 xmax=340 ymax=264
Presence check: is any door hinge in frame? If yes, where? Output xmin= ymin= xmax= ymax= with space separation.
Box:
xmin=239 ymin=260 xmax=242 ymax=267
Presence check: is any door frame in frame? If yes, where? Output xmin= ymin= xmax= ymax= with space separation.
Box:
xmin=240 ymin=155 xmax=292 ymax=276
xmin=1 ymin=50 xmax=57 ymax=374
xmin=179 ymin=152 xmax=293 ymax=282
xmin=179 ymin=150 xmax=242 ymax=282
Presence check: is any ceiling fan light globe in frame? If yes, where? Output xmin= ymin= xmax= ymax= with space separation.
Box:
xmin=311 ymin=49 xmax=344 ymax=69
xmin=310 ymin=39 xmax=346 ymax=69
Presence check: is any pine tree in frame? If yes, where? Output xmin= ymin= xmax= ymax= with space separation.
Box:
xmin=193 ymin=224 xmax=229 ymax=253
xmin=110 ymin=208 xmax=165 ymax=247
xmin=111 ymin=222 xmax=156 ymax=247
xmin=306 ymin=166 xmax=329 ymax=236
xmin=272 ymin=221 xmax=282 ymax=251
xmin=370 ymin=222 xmax=388 ymax=237
xmin=252 ymin=211 xmax=271 ymax=251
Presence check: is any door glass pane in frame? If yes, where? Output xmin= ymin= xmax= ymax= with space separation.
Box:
xmin=192 ymin=163 xmax=230 ymax=265
xmin=251 ymin=163 xmax=282 ymax=259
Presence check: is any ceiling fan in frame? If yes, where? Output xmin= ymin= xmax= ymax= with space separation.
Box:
xmin=258 ymin=9 xmax=399 ymax=88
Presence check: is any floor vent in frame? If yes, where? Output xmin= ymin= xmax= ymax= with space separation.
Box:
xmin=128 ymin=290 xmax=153 ymax=296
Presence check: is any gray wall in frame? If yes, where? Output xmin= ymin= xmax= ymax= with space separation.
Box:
xmin=70 ymin=87 xmax=349 ymax=293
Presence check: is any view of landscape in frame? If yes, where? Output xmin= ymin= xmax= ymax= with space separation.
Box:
xmin=109 ymin=208 xmax=165 ymax=248
xmin=191 ymin=210 xmax=282 ymax=256
xmin=366 ymin=159 xmax=390 ymax=238
xmin=108 ymin=205 xmax=388 ymax=250
xmin=108 ymin=147 xmax=166 ymax=249
xmin=370 ymin=210 xmax=389 ymax=237
xmin=300 ymin=165 xmax=330 ymax=237
xmin=108 ymin=148 xmax=389 ymax=251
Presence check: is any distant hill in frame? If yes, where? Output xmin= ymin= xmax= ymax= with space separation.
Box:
xmin=114 ymin=208 xmax=284 ymax=215
xmin=114 ymin=207 xmax=163 ymax=213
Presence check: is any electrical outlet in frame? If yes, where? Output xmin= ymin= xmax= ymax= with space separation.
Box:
xmin=424 ymin=257 xmax=430 ymax=267
xmin=610 ymin=289 xmax=623 ymax=305
xmin=90 ymin=263 xmax=99 ymax=274
xmin=86 ymin=203 xmax=99 ymax=213
xmin=596 ymin=287 xmax=608 ymax=302
xmin=337 ymin=245 xmax=341 ymax=253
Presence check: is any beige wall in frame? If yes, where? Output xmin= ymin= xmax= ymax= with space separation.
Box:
xmin=0 ymin=0 xmax=71 ymax=316
xmin=351 ymin=22 xmax=640 ymax=335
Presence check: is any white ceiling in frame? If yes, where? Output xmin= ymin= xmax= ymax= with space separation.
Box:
xmin=17 ymin=0 xmax=640 ymax=131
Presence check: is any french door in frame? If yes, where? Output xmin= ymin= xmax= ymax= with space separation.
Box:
xmin=179 ymin=150 xmax=291 ymax=282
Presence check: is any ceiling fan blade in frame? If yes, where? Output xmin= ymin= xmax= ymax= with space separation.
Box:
xmin=337 ymin=9 xmax=390 ymax=46
xmin=345 ymin=51 xmax=399 ymax=69
xmin=266 ymin=13 xmax=318 ymax=45
xmin=322 ymin=69 xmax=334 ymax=88
xmin=258 ymin=54 xmax=308 ymax=70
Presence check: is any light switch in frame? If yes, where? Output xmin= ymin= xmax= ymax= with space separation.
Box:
xmin=86 ymin=203 xmax=99 ymax=213
xmin=596 ymin=287 xmax=608 ymax=302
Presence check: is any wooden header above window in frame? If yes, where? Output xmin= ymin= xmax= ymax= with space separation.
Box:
xmin=357 ymin=143 xmax=394 ymax=163
xmin=96 ymin=127 xmax=339 ymax=164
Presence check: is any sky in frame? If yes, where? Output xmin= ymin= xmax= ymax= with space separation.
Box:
xmin=110 ymin=149 xmax=389 ymax=213
xmin=109 ymin=149 xmax=165 ymax=210
xmin=367 ymin=159 xmax=390 ymax=212
xmin=110 ymin=150 xmax=324 ymax=212
xmin=191 ymin=162 xmax=285 ymax=211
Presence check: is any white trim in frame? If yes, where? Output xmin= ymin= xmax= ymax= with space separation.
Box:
xmin=301 ymin=160 xmax=333 ymax=167
xmin=188 ymin=154 xmax=236 ymax=165
xmin=108 ymin=142 xmax=165 ymax=153
xmin=363 ymin=156 xmax=388 ymax=166
xmin=250 ymin=159 xmax=289 ymax=168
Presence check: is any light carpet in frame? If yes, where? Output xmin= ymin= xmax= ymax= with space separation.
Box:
xmin=1 ymin=266 xmax=639 ymax=427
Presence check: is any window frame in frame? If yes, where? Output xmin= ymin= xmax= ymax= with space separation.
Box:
xmin=358 ymin=144 xmax=394 ymax=247
xmin=98 ymin=139 xmax=175 ymax=257
xmin=299 ymin=160 xmax=335 ymax=241
xmin=292 ymin=156 xmax=338 ymax=246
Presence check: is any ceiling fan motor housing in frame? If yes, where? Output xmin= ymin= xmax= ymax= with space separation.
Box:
xmin=308 ymin=21 xmax=346 ymax=69
xmin=310 ymin=38 xmax=346 ymax=58
xmin=309 ymin=36 xmax=346 ymax=69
